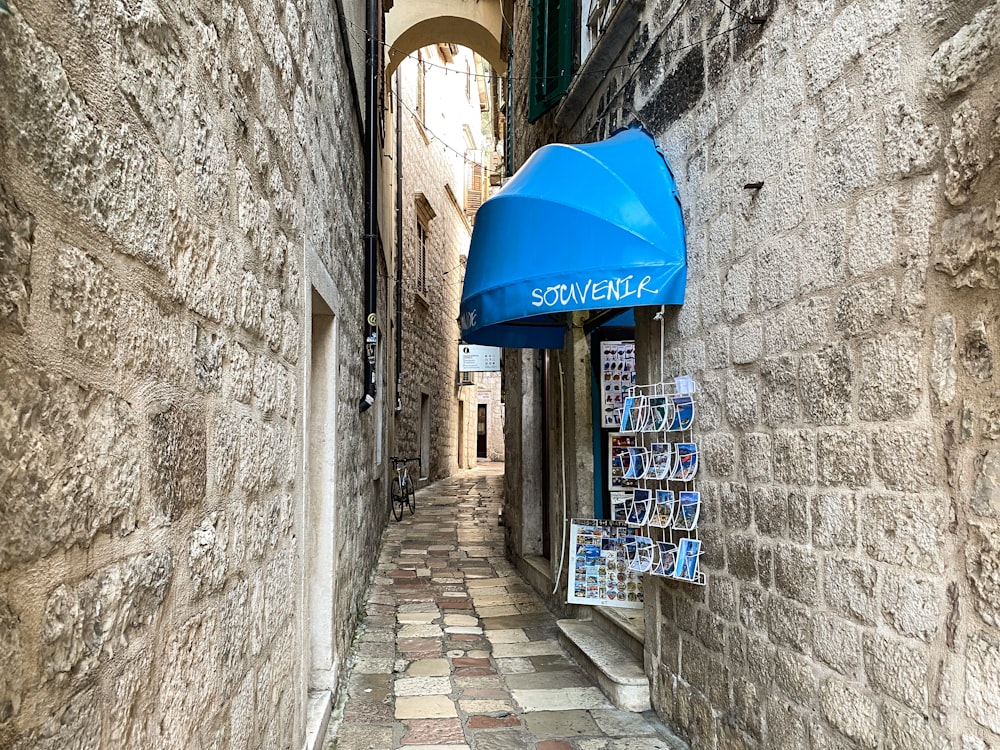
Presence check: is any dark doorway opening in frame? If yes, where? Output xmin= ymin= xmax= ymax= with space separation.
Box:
xmin=477 ymin=404 xmax=488 ymax=458
xmin=540 ymin=352 xmax=553 ymax=559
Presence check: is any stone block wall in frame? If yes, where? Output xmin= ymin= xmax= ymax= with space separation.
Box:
xmin=0 ymin=0 xmax=381 ymax=747
xmin=478 ymin=370 xmax=506 ymax=462
xmin=509 ymin=0 xmax=1000 ymax=746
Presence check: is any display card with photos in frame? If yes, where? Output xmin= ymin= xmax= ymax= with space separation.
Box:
xmin=566 ymin=518 xmax=645 ymax=609
xmin=600 ymin=341 xmax=636 ymax=429
xmin=607 ymin=374 xmax=705 ymax=586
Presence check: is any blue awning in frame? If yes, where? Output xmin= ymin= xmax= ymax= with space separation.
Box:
xmin=459 ymin=126 xmax=687 ymax=349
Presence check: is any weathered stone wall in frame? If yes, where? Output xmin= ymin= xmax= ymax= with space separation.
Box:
xmin=477 ymin=370 xmax=506 ymax=461
xmin=0 ymin=0 xmax=383 ymax=746
xmin=509 ymin=0 xmax=1000 ymax=746
xmin=395 ymin=48 xmax=479 ymax=479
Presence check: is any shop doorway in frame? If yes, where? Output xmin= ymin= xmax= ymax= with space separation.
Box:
xmin=419 ymin=392 xmax=430 ymax=478
xmin=540 ymin=351 xmax=554 ymax=559
xmin=477 ymin=404 xmax=488 ymax=458
xmin=458 ymin=401 xmax=466 ymax=467
xmin=307 ymin=289 xmax=337 ymax=688
xmin=590 ymin=314 xmax=636 ymax=519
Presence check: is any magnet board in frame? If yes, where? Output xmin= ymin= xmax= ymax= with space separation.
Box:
xmin=567 ymin=519 xmax=644 ymax=609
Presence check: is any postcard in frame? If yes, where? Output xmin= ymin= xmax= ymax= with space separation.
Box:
xmin=675 ymin=491 xmax=700 ymax=530
xmin=668 ymin=395 xmax=694 ymax=431
xmin=644 ymin=395 xmax=671 ymax=432
xmin=670 ymin=443 xmax=698 ymax=482
xmin=625 ymin=535 xmax=655 ymax=573
xmin=649 ymin=489 xmax=676 ymax=527
xmin=674 ymin=538 xmax=702 ymax=581
xmin=620 ymin=395 xmax=646 ymax=433
xmin=610 ymin=491 xmax=631 ymax=523
xmin=623 ymin=446 xmax=647 ymax=479
xmin=647 ymin=443 xmax=673 ymax=480
xmin=627 ymin=489 xmax=653 ymax=526
xmin=651 ymin=541 xmax=678 ymax=577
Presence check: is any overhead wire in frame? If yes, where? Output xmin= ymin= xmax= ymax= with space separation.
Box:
xmin=344 ymin=16 xmax=498 ymax=172
xmin=392 ymin=89 xmax=492 ymax=171
xmin=338 ymin=2 xmax=756 ymax=89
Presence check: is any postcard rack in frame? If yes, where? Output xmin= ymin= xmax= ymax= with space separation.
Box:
xmin=611 ymin=375 xmax=706 ymax=586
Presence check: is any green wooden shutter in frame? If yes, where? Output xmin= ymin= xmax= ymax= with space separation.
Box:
xmin=528 ymin=0 xmax=573 ymax=121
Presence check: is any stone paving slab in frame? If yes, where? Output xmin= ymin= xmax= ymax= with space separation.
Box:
xmin=490 ymin=640 xmax=564 ymax=658
xmin=504 ymin=670 xmax=593 ymax=690
xmin=523 ymin=709 xmax=602 ymax=738
xmin=395 ymin=676 xmax=453 ymax=695
xmin=401 ymin=718 xmax=466 ymax=745
xmin=511 ymin=687 xmax=613 ymax=712
xmin=407 ymin=658 xmax=451 ymax=677
xmin=395 ymin=695 xmax=458 ymax=719
xmin=332 ymin=724 xmax=394 ymax=748
xmin=480 ymin=612 xmax=554 ymax=630
xmin=324 ymin=464 xmax=687 ymax=750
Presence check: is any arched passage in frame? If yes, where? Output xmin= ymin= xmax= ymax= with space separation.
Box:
xmin=385 ymin=0 xmax=508 ymax=76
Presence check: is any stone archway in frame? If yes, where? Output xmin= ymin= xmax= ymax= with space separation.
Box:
xmin=385 ymin=0 xmax=508 ymax=76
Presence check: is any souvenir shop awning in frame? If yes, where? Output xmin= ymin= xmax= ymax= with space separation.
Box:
xmin=459 ymin=126 xmax=687 ymax=349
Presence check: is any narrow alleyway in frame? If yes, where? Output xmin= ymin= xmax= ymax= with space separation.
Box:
xmin=324 ymin=464 xmax=683 ymax=750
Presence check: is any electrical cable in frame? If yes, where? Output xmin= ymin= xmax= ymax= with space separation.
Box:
xmin=391 ymin=89 xmax=492 ymax=170
xmin=714 ymin=0 xmax=767 ymax=23
xmin=338 ymin=6 xmax=753 ymax=87
xmin=552 ymin=356 xmax=569 ymax=596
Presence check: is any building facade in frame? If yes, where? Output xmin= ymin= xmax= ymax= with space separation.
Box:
xmin=393 ymin=44 xmax=500 ymax=478
xmin=477 ymin=370 xmax=506 ymax=462
xmin=503 ymin=0 xmax=1000 ymax=747
xmin=0 ymin=1 xmax=394 ymax=747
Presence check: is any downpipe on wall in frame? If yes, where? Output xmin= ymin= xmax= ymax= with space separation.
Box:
xmin=552 ymin=356 xmax=569 ymax=595
xmin=359 ymin=0 xmax=380 ymax=413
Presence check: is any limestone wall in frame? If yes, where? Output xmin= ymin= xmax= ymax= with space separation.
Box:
xmin=509 ymin=0 xmax=1000 ymax=746
xmin=0 ymin=0 xmax=383 ymax=747
xmin=477 ymin=370 xmax=506 ymax=462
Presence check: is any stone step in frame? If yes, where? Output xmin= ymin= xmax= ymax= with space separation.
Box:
xmin=593 ymin=605 xmax=645 ymax=660
xmin=556 ymin=619 xmax=651 ymax=712
xmin=304 ymin=690 xmax=332 ymax=750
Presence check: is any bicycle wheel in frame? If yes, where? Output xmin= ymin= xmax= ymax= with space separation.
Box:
xmin=406 ymin=477 xmax=415 ymax=514
xmin=390 ymin=477 xmax=403 ymax=521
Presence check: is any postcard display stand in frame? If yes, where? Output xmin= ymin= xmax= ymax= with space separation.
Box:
xmin=609 ymin=375 xmax=706 ymax=586
xmin=567 ymin=374 xmax=705 ymax=609
xmin=568 ymin=341 xmax=645 ymax=609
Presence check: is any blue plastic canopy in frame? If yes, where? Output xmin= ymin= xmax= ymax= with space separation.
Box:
xmin=459 ymin=126 xmax=687 ymax=349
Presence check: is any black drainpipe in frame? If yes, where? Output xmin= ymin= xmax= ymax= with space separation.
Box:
xmin=506 ymin=48 xmax=514 ymax=177
xmin=394 ymin=68 xmax=404 ymax=412
xmin=360 ymin=0 xmax=380 ymax=412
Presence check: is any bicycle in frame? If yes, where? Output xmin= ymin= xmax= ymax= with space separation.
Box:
xmin=389 ymin=456 xmax=420 ymax=520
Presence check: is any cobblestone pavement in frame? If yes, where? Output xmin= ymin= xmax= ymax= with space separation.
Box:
xmin=324 ymin=463 xmax=683 ymax=750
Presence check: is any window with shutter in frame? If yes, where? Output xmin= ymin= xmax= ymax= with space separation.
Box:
xmin=416 ymin=221 xmax=428 ymax=293
xmin=465 ymin=152 xmax=485 ymax=219
xmin=414 ymin=193 xmax=435 ymax=298
xmin=528 ymin=0 xmax=574 ymax=121
xmin=416 ymin=50 xmax=427 ymax=127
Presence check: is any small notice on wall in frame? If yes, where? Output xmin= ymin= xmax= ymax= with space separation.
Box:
xmin=567 ymin=519 xmax=644 ymax=609
xmin=459 ymin=345 xmax=501 ymax=372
